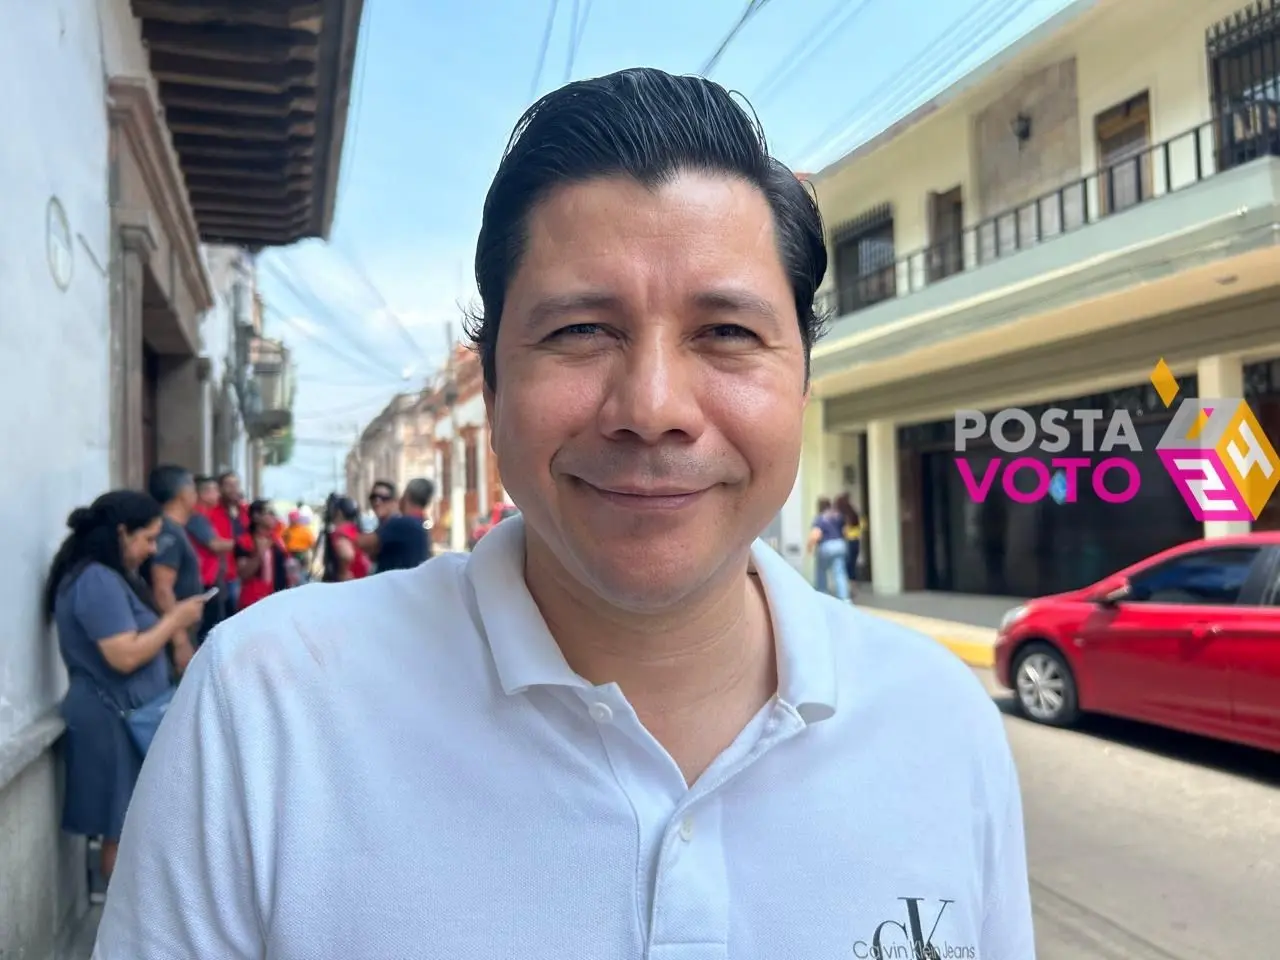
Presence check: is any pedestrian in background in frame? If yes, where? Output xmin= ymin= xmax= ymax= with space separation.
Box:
xmin=144 ymin=466 xmax=204 ymax=671
xmin=45 ymin=491 xmax=204 ymax=885
xmin=234 ymin=500 xmax=289 ymax=610
xmin=807 ymin=497 xmax=851 ymax=601
xmin=320 ymin=494 xmax=369 ymax=582
xmin=186 ymin=475 xmax=233 ymax=644
xmin=834 ymin=493 xmax=863 ymax=597
xmin=369 ymin=478 xmax=434 ymax=573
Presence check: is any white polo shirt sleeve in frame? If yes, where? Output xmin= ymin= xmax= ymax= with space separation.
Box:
xmin=981 ymin=732 xmax=1036 ymax=957
xmin=92 ymin=632 xmax=262 ymax=959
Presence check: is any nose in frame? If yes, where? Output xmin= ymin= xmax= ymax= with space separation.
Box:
xmin=597 ymin=328 xmax=704 ymax=444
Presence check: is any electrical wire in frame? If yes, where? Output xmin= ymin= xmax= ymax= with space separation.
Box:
xmin=565 ymin=0 xmax=594 ymax=82
xmin=700 ymin=0 xmax=773 ymax=76
xmin=334 ymin=0 xmax=374 ymax=213
xmin=261 ymin=301 xmax=406 ymax=385
xmin=795 ymin=0 xmax=1040 ymax=167
xmin=321 ymin=242 xmax=438 ymax=370
xmin=259 ymin=257 xmax=407 ymax=380
xmin=530 ymin=0 xmax=561 ymax=98
xmin=563 ymin=0 xmax=581 ymax=83
xmin=753 ymin=0 xmax=879 ymax=105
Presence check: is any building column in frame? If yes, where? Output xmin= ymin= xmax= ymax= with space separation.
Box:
xmin=476 ymin=423 xmax=490 ymax=515
xmin=450 ymin=433 xmax=467 ymax=552
xmin=1197 ymin=353 xmax=1252 ymax=538
xmin=866 ymin=419 xmax=903 ymax=595
xmin=113 ymin=221 xmax=155 ymax=489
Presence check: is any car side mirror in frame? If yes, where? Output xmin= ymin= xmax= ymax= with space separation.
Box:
xmin=1098 ymin=580 xmax=1132 ymax=606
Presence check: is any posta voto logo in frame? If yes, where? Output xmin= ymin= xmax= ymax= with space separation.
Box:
xmin=952 ymin=359 xmax=1280 ymax=520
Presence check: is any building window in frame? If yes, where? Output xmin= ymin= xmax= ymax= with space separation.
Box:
xmin=1095 ymin=92 xmax=1152 ymax=214
xmin=1207 ymin=1 xmax=1280 ymax=170
xmin=831 ymin=204 xmax=897 ymax=315
xmin=927 ymin=186 xmax=965 ymax=281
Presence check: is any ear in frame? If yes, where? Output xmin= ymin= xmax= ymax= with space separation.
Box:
xmin=483 ymin=383 xmax=496 ymax=438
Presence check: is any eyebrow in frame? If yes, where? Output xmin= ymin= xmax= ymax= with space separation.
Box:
xmin=521 ymin=287 xmax=784 ymax=332
xmin=692 ymin=288 xmax=783 ymax=333
xmin=524 ymin=292 xmax=622 ymax=330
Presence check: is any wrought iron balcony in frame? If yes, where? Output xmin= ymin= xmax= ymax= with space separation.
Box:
xmin=821 ymin=104 xmax=1280 ymax=319
xmin=245 ymin=336 xmax=293 ymax=439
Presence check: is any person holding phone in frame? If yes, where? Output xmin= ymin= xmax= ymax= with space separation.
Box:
xmin=144 ymin=466 xmax=206 ymax=668
xmin=44 ymin=490 xmax=205 ymax=884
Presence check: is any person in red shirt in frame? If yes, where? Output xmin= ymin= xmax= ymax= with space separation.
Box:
xmin=186 ymin=475 xmax=235 ymax=644
xmin=321 ymin=495 xmax=370 ymax=582
xmin=208 ymin=472 xmax=249 ymax=610
xmin=234 ymin=500 xmax=288 ymax=610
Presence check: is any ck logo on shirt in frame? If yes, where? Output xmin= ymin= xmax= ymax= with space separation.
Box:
xmin=853 ymin=898 xmax=975 ymax=960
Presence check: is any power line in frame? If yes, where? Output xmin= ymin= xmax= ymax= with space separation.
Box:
xmin=565 ymin=0 xmax=594 ymax=82
xmin=334 ymin=0 xmax=374 ymax=214
xmin=795 ymin=0 xmax=1038 ymax=167
xmin=700 ymin=0 xmax=773 ymax=77
xmin=530 ymin=0 xmax=561 ymax=98
xmin=322 ymin=242 xmax=438 ymax=370
xmin=260 ymin=296 xmax=405 ymax=386
xmin=563 ymin=0 xmax=581 ymax=83
xmin=259 ymin=257 xmax=406 ymax=380
xmin=753 ymin=0 xmax=879 ymax=105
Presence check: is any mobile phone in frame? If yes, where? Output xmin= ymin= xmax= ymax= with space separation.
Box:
xmin=200 ymin=586 xmax=220 ymax=601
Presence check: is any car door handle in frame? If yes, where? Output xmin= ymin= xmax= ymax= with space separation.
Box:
xmin=1190 ymin=624 xmax=1223 ymax=640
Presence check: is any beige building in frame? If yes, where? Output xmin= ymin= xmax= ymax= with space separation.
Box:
xmin=801 ymin=0 xmax=1280 ymax=597
xmin=347 ymin=345 xmax=510 ymax=551
xmin=346 ymin=391 xmax=437 ymax=504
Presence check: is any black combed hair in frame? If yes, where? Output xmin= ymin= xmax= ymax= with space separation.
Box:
xmin=468 ymin=67 xmax=828 ymax=392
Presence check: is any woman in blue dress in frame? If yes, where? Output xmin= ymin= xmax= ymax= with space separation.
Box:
xmin=44 ymin=490 xmax=205 ymax=882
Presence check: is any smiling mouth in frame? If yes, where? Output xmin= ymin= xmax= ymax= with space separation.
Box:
xmin=574 ymin=478 xmax=711 ymax=508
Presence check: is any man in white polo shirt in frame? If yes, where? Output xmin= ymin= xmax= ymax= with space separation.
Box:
xmin=95 ymin=67 xmax=1035 ymax=960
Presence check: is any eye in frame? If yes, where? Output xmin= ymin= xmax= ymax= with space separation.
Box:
xmin=547 ymin=322 xmax=603 ymax=340
xmin=704 ymin=324 xmax=758 ymax=341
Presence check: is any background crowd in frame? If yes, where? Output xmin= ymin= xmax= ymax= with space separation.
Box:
xmin=44 ymin=468 xmax=435 ymax=897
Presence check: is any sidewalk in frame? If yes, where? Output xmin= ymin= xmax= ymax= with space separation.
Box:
xmin=853 ymin=588 xmax=1019 ymax=669
xmin=858 ymin=607 xmax=998 ymax=668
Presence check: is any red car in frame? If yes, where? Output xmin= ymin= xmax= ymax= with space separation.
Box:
xmin=994 ymin=533 xmax=1280 ymax=753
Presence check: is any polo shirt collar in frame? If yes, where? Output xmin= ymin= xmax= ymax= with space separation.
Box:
xmin=465 ymin=516 xmax=838 ymax=724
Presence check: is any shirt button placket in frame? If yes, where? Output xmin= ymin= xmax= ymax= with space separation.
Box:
xmin=647 ymin=800 xmax=729 ymax=960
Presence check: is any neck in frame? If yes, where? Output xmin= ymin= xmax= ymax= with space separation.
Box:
xmin=164 ymin=502 xmax=189 ymax=524
xmin=523 ymin=535 xmax=776 ymax=719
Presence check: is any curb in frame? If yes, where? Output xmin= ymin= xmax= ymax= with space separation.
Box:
xmin=929 ymin=636 xmax=996 ymax=669
xmin=859 ymin=609 xmax=997 ymax=669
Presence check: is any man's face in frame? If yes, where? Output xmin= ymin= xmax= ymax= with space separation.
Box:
xmin=177 ymin=479 xmax=198 ymax=512
xmin=220 ymin=475 xmax=241 ymax=503
xmin=369 ymin=486 xmax=395 ymax=520
xmin=198 ymin=481 xmax=219 ymax=508
xmin=486 ymin=171 xmax=807 ymax=610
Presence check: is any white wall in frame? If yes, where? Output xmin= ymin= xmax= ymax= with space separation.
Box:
xmin=0 ymin=0 xmax=111 ymax=742
xmin=97 ymin=0 xmax=149 ymax=79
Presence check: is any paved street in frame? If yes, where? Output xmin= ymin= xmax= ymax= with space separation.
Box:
xmin=974 ymin=667 xmax=1280 ymax=958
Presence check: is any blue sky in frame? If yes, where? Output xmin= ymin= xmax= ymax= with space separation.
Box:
xmin=259 ymin=0 xmax=1076 ymax=501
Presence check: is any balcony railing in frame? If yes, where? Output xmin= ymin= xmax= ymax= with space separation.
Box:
xmin=245 ymin=336 xmax=293 ymax=438
xmin=818 ymin=104 xmax=1280 ymax=319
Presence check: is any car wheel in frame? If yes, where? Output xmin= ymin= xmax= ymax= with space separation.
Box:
xmin=1012 ymin=641 xmax=1079 ymax=727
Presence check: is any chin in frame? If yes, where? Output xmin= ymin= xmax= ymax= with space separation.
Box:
xmin=567 ymin=536 xmax=744 ymax=612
